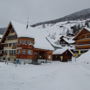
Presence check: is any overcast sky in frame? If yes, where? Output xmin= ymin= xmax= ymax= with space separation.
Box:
xmin=0 ymin=0 xmax=90 ymax=27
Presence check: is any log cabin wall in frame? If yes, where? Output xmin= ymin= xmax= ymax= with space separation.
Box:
xmin=74 ymin=29 xmax=90 ymax=40
xmin=33 ymin=48 xmax=53 ymax=61
xmin=62 ymin=51 xmax=72 ymax=61
xmin=75 ymin=28 xmax=90 ymax=49
xmin=53 ymin=50 xmax=72 ymax=62
xmin=46 ymin=51 xmax=53 ymax=60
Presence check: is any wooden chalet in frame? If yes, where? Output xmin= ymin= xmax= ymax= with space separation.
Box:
xmin=74 ymin=27 xmax=90 ymax=50
xmin=53 ymin=48 xmax=73 ymax=62
xmin=1 ymin=21 xmax=54 ymax=63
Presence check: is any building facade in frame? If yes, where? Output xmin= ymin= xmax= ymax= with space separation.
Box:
xmin=1 ymin=21 xmax=53 ymax=63
xmin=74 ymin=27 xmax=90 ymax=50
xmin=53 ymin=49 xmax=73 ymax=62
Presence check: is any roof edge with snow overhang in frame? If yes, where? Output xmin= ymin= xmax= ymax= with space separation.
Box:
xmin=74 ymin=27 xmax=90 ymax=40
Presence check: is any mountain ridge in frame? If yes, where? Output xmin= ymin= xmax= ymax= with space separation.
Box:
xmin=32 ymin=8 xmax=90 ymax=27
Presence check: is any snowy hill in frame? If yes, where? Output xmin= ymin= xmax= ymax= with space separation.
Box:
xmin=34 ymin=20 xmax=89 ymax=50
xmin=32 ymin=8 xmax=90 ymax=28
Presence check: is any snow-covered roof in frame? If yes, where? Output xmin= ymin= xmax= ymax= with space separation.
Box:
xmin=11 ymin=21 xmax=34 ymax=38
xmin=74 ymin=27 xmax=90 ymax=40
xmin=46 ymin=36 xmax=62 ymax=48
xmin=53 ymin=48 xmax=68 ymax=54
xmin=62 ymin=37 xmax=75 ymax=44
xmin=84 ymin=27 xmax=90 ymax=32
xmin=8 ymin=21 xmax=54 ymax=50
xmin=53 ymin=46 xmax=74 ymax=55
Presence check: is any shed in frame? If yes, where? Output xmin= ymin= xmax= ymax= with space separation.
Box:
xmin=53 ymin=48 xmax=73 ymax=62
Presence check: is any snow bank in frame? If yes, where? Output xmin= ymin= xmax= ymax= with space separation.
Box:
xmin=77 ymin=50 xmax=90 ymax=64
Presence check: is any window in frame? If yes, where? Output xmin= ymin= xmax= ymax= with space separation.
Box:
xmin=19 ymin=40 xmax=22 ymax=44
xmin=9 ymin=43 xmax=12 ymax=47
xmin=17 ymin=50 xmax=20 ymax=54
xmin=22 ymin=50 xmax=26 ymax=54
xmin=26 ymin=41 xmax=33 ymax=45
xmin=19 ymin=40 xmax=27 ymax=45
xmin=18 ymin=40 xmax=33 ymax=45
xmin=22 ymin=41 xmax=26 ymax=44
xmin=4 ymin=44 xmax=8 ymax=47
xmin=13 ymin=50 xmax=16 ymax=55
xmin=4 ymin=50 xmax=8 ymax=55
xmin=7 ymin=35 xmax=17 ymax=40
xmin=30 ymin=42 xmax=33 ymax=45
xmin=27 ymin=41 xmax=30 ymax=44
xmin=19 ymin=40 xmax=23 ymax=44
xmin=26 ymin=41 xmax=28 ymax=44
xmin=9 ymin=50 xmax=16 ymax=55
xmin=28 ymin=50 xmax=32 ymax=55
xmin=12 ymin=43 xmax=16 ymax=46
xmin=9 ymin=50 xmax=12 ymax=55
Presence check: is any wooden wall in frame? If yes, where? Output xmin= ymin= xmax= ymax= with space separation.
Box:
xmin=75 ymin=29 xmax=90 ymax=49
xmin=53 ymin=50 xmax=72 ymax=62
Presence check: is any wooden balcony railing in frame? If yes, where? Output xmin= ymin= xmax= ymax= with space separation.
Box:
xmin=78 ymin=33 xmax=90 ymax=40
xmin=12 ymin=46 xmax=17 ymax=49
xmin=17 ymin=44 xmax=33 ymax=49
xmin=6 ymin=35 xmax=17 ymax=40
xmin=76 ymin=44 xmax=90 ymax=49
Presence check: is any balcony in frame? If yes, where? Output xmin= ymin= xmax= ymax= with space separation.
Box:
xmin=17 ymin=44 xmax=33 ymax=49
xmin=78 ymin=33 xmax=90 ymax=41
xmin=12 ymin=46 xmax=17 ymax=49
xmin=3 ymin=43 xmax=17 ymax=49
xmin=76 ymin=44 xmax=90 ymax=49
xmin=76 ymin=38 xmax=90 ymax=43
xmin=6 ymin=35 xmax=17 ymax=40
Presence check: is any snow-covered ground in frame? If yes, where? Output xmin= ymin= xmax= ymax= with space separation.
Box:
xmin=77 ymin=50 xmax=90 ymax=64
xmin=0 ymin=62 xmax=90 ymax=90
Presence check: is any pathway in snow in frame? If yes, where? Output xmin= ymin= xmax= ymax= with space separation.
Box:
xmin=0 ymin=62 xmax=90 ymax=90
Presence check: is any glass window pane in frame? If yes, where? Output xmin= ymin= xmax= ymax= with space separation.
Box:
xmin=28 ymin=50 xmax=32 ymax=55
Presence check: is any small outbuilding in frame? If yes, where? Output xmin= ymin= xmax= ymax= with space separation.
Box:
xmin=53 ymin=48 xmax=73 ymax=62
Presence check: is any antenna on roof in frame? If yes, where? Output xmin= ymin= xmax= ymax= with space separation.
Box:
xmin=26 ymin=17 xmax=29 ymax=29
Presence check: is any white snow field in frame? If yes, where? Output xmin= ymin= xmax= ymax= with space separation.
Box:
xmin=77 ymin=50 xmax=90 ymax=64
xmin=0 ymin=62 xmax=90 ymax=90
